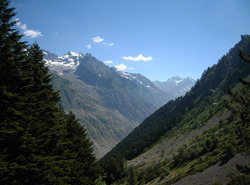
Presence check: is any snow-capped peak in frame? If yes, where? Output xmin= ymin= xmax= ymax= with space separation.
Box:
xmin=68 ymin=51 xmax=83 ymax=57
xmin=153 ymin=76 xmax=196 ymax=99
xmin=174 ymin=79 xmax=184 ymax=84
xmin=43 ymin=50 xmax=84 ymax=75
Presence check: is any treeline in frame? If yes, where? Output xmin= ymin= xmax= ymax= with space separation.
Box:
xmin=0 ymin=1 xmax=101 ymax=184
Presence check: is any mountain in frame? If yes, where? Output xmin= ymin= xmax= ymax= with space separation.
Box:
xmin=43 ymin=51 xmax=171 ymax=158
xmin=116 ymin=70 xmax=156 ymax=88
xmin=154 ymin=76 xmax=196 ymax=99
xmin=43 ymin=51 xmax=83 ymax=75
xmin=51 ymin=73 xmax=134 ymax=159
xmin=100 ymin=35 xmax=250 ymax=184
xmin=73 ymin=53 xmax=170 ymax=122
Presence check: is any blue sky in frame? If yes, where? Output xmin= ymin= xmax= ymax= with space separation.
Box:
xmin=11 ymin=0 xmax=250 ymax=81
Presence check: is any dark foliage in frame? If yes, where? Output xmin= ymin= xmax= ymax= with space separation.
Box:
xmin=224 ymin=50 xmax=250 ymax=154
xmin=100 ymin=157 xmax=126 ymax=184
xmin=0 ymin=1 xmax=100 ymax=184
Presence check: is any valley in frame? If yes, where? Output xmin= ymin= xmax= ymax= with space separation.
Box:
xmin=44 ymin=51 xmax=195 ymax=158
xmin=1 ymin=1 xmax=249 ymax=184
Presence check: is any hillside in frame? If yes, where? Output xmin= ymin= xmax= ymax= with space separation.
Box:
xmin=127 ymin=111 xmax=231 ymax=168
xmin=74 ymin=54 xmax=170 ymax=121
xmin=99 ymin=35 xmax=250 ymax=184
xmin=51 ymin=74 xmax=134 ymax=158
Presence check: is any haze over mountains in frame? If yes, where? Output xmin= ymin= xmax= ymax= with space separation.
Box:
xmin=154 ymin=76 xmax=196 ymax=99
xmin=43 ymin=51 xmax=195 ymax=158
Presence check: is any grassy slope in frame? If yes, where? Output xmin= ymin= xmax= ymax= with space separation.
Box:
xmin=136 ymin=107 xmax=248 ymax=185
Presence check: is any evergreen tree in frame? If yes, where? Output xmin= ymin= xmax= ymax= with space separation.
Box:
xmin=225 ymin=50 xmax=250 ymax=153
xmin=239 ymin=50 xmax=250 ymax=63
xmin=64 ymin=111 xmax=100 ymax=184
xmin=0 ymin=1 xmax=101 ymax=184
xmin=0 ymin=0 xmax=32 ymax=184
xmin=127 ymin=167 xmax=138 ymax=185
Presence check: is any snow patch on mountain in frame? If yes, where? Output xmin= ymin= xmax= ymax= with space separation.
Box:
xmin=175 ymin=79 xmax=184 ymax=84
xmin=43 ymin=50 xmax=84 ymax=75
xmin=116 ymin=71 xmax=154 ymax=88
xmin=154 ymin=76 xmax=196 ymax=99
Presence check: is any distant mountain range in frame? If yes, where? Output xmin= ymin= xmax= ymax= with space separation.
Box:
xmin=43 ymin=50 xmax=195 ymax=158
xmin=154 ymin=76 xmax=196 ymax=99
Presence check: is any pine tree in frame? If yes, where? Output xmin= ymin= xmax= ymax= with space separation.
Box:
xmin=0 ymin=0 xmax=32 ymax=184
xmin=225 ymin=50 xmax=250 ymax=153
xmin=24 ymin=35 xmax=101 ymax=185
xmin=0 ymin=1 xmax=101 ymax=184
xmin=128 ymin=167 xmax=138 ymax=185
xmin=25 ymin=43 xmax=67 ymax=184
xmin=64 ymin=111 xmax=100 ymax=184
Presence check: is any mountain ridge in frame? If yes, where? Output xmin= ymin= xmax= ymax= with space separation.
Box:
xmin=154 ymin=76 xmax=196 ymax=99
xmin=45 ymin=51 xmax=173 ymax=158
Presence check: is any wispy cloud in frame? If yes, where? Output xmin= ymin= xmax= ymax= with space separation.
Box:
xmin=104 ymin=60 xmax=113 ymax=64
xmin=107 ymin=43 xmax=114 ymax=47
xmin=92 ymin=36 xmax=104 ymax=43
xmin=24 ymin=30 xmax=43 ymax=38
xmin=103 ymin=42 xmax=114 ymax=47
xmin=123 ymin=54 xmax=152 ymax=62
xmin=115 ymin=64 xmax=127 ymax=71
xmin=15 ymin=18 xmax=43 ymax=38
xmin=86 ymin=44 xmax=91 ymax=49
xmin=92 ymin=36 xmax=114 ymax=47
xmin=128 ymin=67 xmax=134 ymax=70
xmin=16 ymin=20 xmax=27 ymax=30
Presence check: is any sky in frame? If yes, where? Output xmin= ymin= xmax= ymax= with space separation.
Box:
xmin=11 ymin=0 xmax=250 ymax=81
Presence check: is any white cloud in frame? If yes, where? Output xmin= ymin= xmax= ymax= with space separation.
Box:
xmin=115 ymin=64 xmax=127 ymax=71
xmin=103 ymin=42 xmax=114 ymax=47
xmin=24 ymin=30 xmax=43 ymax=38
xmin=123 ymin=54 xmax=152 ymax=62
xmin=15 ymin=19 xmax=27 ymax=30
xmin=86 ymin=44 xmax=91 ymax=49
xmin=104 ymin=60 xmax=113 ymax=64
xmin=128 ymin=67 xmax=134 ymax=70
xmin=92 ymin=36 xmax=104 ymax=43
xmin=15 ymin=18 xmax=43 ymax=38
xmin=107 ymin=43 xmax=114 ymax=47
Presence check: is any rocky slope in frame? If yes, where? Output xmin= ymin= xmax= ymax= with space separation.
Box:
xmin=127 ymin=111 xmax=231 ymax=168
